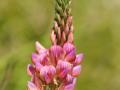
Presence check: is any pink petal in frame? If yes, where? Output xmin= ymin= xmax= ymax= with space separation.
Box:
xmin=49 ymin=45 xmax=64 ymax=65
xmin=35 ymin=62 xmax=43 ymax=71
xmin=27 ymin=81 xmax=37 ymax=90
xmin=34 ymin=76 xmax=42 ymax=90
xmin=63 ymin=43 xmax=75 ymax=54
xmin=32 ymin=52 xmax=48 ymax=64
xmin=32 ymin=50 xmax=48 ymax=65
xmin=64 ymin=78 xmax=77 ymax=90
xmin=58 ymin=78 xmax=76 ymax=90
xmin=74 ymin=53 xmax=84 ymax=65
xmin=67 ymin=31 xmax=74 ymax=43
xmin=40 ymin=66 xmax=48 ymax=78
xmin=45 ymin=66 xmax=56 ymax=84
xmin=31 ymin=53 xmax=38 ymax=64
xmin=49 ymin=65 xmax=56 ymax=76
xmin=27 ymin=64 xmax=35 ymax=76
xmin=50 ymin=45 xmax=63 ymax=58
xmin=73 ymin=78 xmax=77 ymax=85
xmin=66 ymin=74 xmax=73 ymax=83
xmin=57 ymin=60 xmax=72 ymax=72
xmin=38 ymin=49 xmax=48 ymax=55
xmin=39 ymin=54 xmax=48 ymax=65
xmin=40 ymin=66 xmax=50 ymax=84
xmin=40 ymin=65 xmax=56 ymax=84
xmin=59 ymin=69 xmax=68 ymax=78
xmin=64 ymin=84 xmax=74 ymax=90
xmin=65 ymin=49 xmax=76 ymax=62
xmin=72 ymin=65 xmax=82 ymax=77
xmin=57 ymin=60 xmax=72 ymax=78
xmin=45 ymin=74 xmax=51 ymax=84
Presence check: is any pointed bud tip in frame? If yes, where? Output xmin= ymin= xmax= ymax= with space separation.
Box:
xmin=75 ymin=53 xmax=84 ymax=64
xmin=72 ymin=65 xmax=82 ymax=77
xmin=35 ymin=41 xmax=45 ymax=51
xmin=27 ymin=64 xmax=35 ymax=76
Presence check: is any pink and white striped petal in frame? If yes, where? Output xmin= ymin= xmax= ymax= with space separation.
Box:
xmin=65 ymin=49 xmax=76 ymax=62
xmin=74 ymin=53 xmax=84 ymax=65
xmin=27 ymin=64 xmax=35 ymax=76
xmin=40 ymin=65 xmax=56 ymax=84
xmin=57 ymin=60 xmax=72 ymax=78
xmin=64 ymin=78 xmax=77 ymax=90
xmin=66 ymin=74 xmax=73 ymax=83
xmin=31 ymin=53 xmax=38 ymax=64
xmin=27 ymin=81 xmax=37 ymax=90
xmin=72 ymin=65 xmax=82 ymax=77
xmin=63 ymin=43 xmax=75 ymax=54
xmin=50 ymin=45 xmax=63 ymax=58
xmin=35 ymin=62 xmax=43 ymax=71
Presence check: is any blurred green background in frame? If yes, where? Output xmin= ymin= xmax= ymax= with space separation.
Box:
xmin=0 ymin=0 xmax=120 ymax=90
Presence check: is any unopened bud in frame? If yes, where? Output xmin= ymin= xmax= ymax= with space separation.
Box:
xmin=67 ymin=31 xmax=74 ymax=43
xmin=51 ymin=30 xmax=57 ymax=45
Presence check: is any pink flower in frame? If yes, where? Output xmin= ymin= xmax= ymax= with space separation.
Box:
xmin=27 ymin=41 xmax=84 ymax=90
xmin=27 ymin=1 xmax=84 ymax=89
xmin=40 ymin=65 xmax=56 ymax=84
xmin=56 ymin=60 xmax=72 ymax=78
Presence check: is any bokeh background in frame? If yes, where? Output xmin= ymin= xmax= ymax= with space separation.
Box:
xmin=0 ymin=0 xmax=120 ymax=90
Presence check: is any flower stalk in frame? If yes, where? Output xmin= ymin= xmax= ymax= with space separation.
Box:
xmin=51 ymin=0 xmax=73 ymax=45
xmin=27 ymin=0 xmax=84 ymax=90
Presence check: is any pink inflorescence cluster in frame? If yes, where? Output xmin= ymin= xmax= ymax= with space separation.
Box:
xmin=27 ymin=0 xmax=83 ymax=89
xmin=27 ymin=41 xmax=83 ymax=90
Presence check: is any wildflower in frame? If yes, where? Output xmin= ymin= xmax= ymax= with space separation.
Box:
xmin=27 ymin=41 xmax=83 ymax=90
xmin=27 ymin=0 xmax=84 ymax=90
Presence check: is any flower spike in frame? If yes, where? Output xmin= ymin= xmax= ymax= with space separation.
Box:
xmin=27 ymin=0 xmax=84 ymax=90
